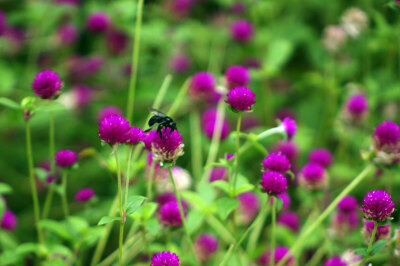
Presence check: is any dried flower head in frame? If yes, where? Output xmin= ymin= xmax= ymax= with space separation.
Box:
xmin=262 ymin=152 xmax=291 ymax=174
xmin=151 ymin=128 xmax=184 ymax=164
xmin=98 ymin=115 xmax=131 ymax=146
xmin=260 ymin=171 xmax=288 ymax=196
xmin=225 ymin=65 xmax=250 ymax=90
xmin=55 ymin=149 xmax=77 ymax=168
xmin=75 ymin=188 xmax=95 ymax=202
xmin=230 ymin=19 xmax=254 ymax=43
xmin=298 ymin=163 xmax=328 ymax=190
xmin=360 ymin=190 xmax=395 ymax=222
xmin=308 ymin=148 xmax=333 ymax=168
xmin=341 ymin=8 xmax=368 ymax=38
xmin=150 ymin=251 xmax=180 ymax=266
xmin=32 ymin=70 xmax=63 ymax=99
xmin=372 ymin=121 xmax=400 ymax=165
xmin=225 ymin=87 xmax=255 ymax=112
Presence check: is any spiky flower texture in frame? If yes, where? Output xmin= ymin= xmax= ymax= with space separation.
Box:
xmin=151 ymin=128 xmax=184 ymax=165
xmin=150 ymin=251 xmax=180 ymax=266
xmin=98 ymin=115 xmax=131 ymax=146
xmin=225 ymin=87 xmax=255 ymax=112
xmin=360 ymin=190 xmax=395 ymax=222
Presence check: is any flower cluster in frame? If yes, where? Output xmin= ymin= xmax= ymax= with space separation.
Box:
xmin=372 ymin=121 xmax=400 ymax=165
xmin=150 ymin=251 xmax=180 ymax=266
xmin=360 ymin=190 xmax=394 ymax=222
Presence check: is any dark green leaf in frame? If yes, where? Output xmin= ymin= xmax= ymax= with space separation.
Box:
xmin=98 ymin=216 xmax=122 ymax=226
xmin=0 ymin=97 xmax=21 ymax=110
xmin=126 ymin=195 xmax=146 ymax=215
xmin=370 ymin=240 xmax=387 ymax=255
xmin=215 ymin=197 xmax=240 ymax=220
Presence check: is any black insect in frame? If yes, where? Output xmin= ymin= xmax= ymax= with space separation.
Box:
xmin=145 ymin=108 xmax=177 ymax=138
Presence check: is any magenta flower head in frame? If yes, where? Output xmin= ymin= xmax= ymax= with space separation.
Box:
xmin=237 ymin=192 xmax=259 ymax=224
xmin=194 ymin=233 xmax=219 ymax=262
xmin=256 ymin=246 xmax=295 ymax=266
xmin=1 ymin=210 xmax=17 ymax=231
xmin=170 ymin=54 xmax=191 ymax=73
xmin=151 ymin=251 xmax=179 ymax=266
xmin=159 ymin=201 xmax=186 ymax=227
xmin=373 ymin=121 xmax=400 ymax=147
xmin=260 ymin=171 xmax=288 ymax=196
xmin=331 ymin=210 xmax=359 ymax=234
xmin=58 ymin=24 xmax=79 ymax=46
xmin=272 ymin=141 xmax=299 ymax=165
xmin=362 ymin=220 xmax=391 ymax=242
xmin=127 ymin=126 xmax=144 ymax=145
xmin=86 ymin=12 xmax=110 ymax=33
xmin=262 ymin=152 xmax=291 ymax=174
xmin=97 ymin=106 xmax=122 ymax=122
xmin=338 ymin=196 xmax=358 ymax=213
xmin=209 ymin=167 xmax=227 ymax=182
xmin=276 ymin=192 xmax=291 ymax=210
xmin=230 ymin=19 xmax=254 ymax=43
xmin=225 ymin=87 xmax=255 ymax=112
xmin=32 ymin=70 xmax=63 ymax=99
xmin=98 ymin=115 xmax=131 ymax=146
xmin=299 ymin=163 xmax=328 ymax=190
xmin=106 ymin=28 xmax=129 ymax=54
xmin=324 ymin=256 xmax=347 ymax=266
xmin=190 ymin=72 xmax=216 ymax=100
xmin=201 ymin=108 xmax=230 ymax=140
xmin=281 ymin=117 xmax=297 ymax=140
xmin=151 ymin=128 xmax=184 ymax=164
xmin=55 ymin=149 xmax=77 ymax=168
xmin=72 ymin=84 xmax=93 ymax=109
xmin=308 ymin=148 xmax=333 ymax=168
xmin=75 ymin=188 xmax=95 ymax=202
xmin=345 ymin=94 xmax=368 ymax=116
xmin=277 ymin=211 xmax=300 ymax=232
xmin=225 ymin=65 xmax=250 ymax=90
xmin=360 ymin=190 xmax=395 ymax=222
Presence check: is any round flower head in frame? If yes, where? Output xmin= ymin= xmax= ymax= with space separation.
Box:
xmin=244 ymin=57 xmax=261 ymax=69
xmin=299 ymin=163 xmax=328 ymax=190
xmin=373 ymin=121 xmax=400 ymax=147
xmin=203 ymin=119 xmax=230 ymax=141
xmin=237 ymin=192 xmax=259 ymax=224
xmin=277 ymin=211 xmax=300 ymax=232
xmin=324 ymin=256 xmax=347 ymax=266
xmin=155 ymin=192 xmax=177 ymax=206
xmin=360 ymin=190 xmax=395 ymax=222
xmin=72 ymin=84 xmax=93 ymax=109
xmin=150 ymin=251 xmax=180 ymax=266
xmin=75 ymin=188 xmax=95 ymax=202
xmin=55 ymin=149 xmax=77 ymax=168
xmin=225 ymin=65 xmax=250 ymax=90
xmin=341 ymin=250 xmax=362 ymax=265
xmin=230 ymin=2 xmax=245 ymax=14
xmin=281 ymin=117 xmax=297 ymax=140
xmin=194 ymin=234 xmax=219 ymax=262
xmin=151 ymin=128 xmax=184 ymax=164
xmin=276 ymin=192 xmax=291 ymax=210
xmin=209 ymin=167 xmax=227 ymax=182
xmin=190 ymin=72 xmax=216 ymax=100
xmin=346 ymin=94 xmax=368 ymax=116
xmin=338 ymin=196 xmax=358 ymax=213
xmin=170 ymin=54 xmax=191 ymax=73
xmin=260 ymin=171 xmax=288 ymax=196
xmin=159 ymin=201 xmax=186 ymax=227
xmin=1 ymin=210 xmax=17 ymax=231
xmin=362 ymin=220 xmax=391 ymax=243
xmin=322 ymin=26 xmax=347 ymax=53
xmin=331 ymin=210 xmax=359 ymax=234
xmin=256 ymin=246 xmax=295 ymax=266
xmin=341 ymin=8 xmax=368 ymax=38
xmin=86 ymin=12 xmax=110 ymax=33
xmin=225 ymin=87 xmax=255 ymax=112
xmin=127 ymin=126 xmax=144 ymax=145
xmin=32 ymin=70 xmax=63 ymax=99
xmin=262 ymin=152 xmax=291 ymax=174
xmin=272 ymin=141 xmax=298 ymax=165
xmin=58 ymin=24 xmax=79 ymax=45
xmin=308 ymin=148 xmax=333 ymax=168
xmin=155 ymin=166 xmax=191 ymax=193
xmin=98 ymin=115 xmax=131 ymax=146
xmin=106 ymin=28 xmax=129 ymax=54
xmin=97 ymin=106 xmax=122 ymax=122
xmin=230 ymin=19 xmax=254 ymax=43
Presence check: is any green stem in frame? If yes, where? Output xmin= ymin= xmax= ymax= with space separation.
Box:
xmin=367 ymin=222 xmax=378 ymax=254
xmin=190 ymin=109 xmax=203 ymax=184
xmin=114 ymin=148 xmax=124 ymax=266
xmin=270 ymin=197 xmax=277 ymax=266
xmin=126 ymin=0 xmax=144 ymax=122
xmin=167 ymin=78 xmax=190 ymax=117
xmin=232 ymin=113 xmax=242 ymax=194
xmin=168 ymin=167 xmax=198 ymax=264
xmin=206 ymin=214 xmax=236 ymax=244
xmin=61 ymin=171 xmax=69 ymax=218
xmin=219 ymin=244 xmax=234 ymax=266
xmin=49 ymin=111 xmax=55 ymax=173
xmin=247 ymin=196 xmax=270 ymax=252
xmin=146 ymin=160 xmax=156 ymax=200
xmin=42 ymin=185 xmax=54 ymax=219
xmin=238 ymin=126 xmax=284 ymax=155
xmin=25 ymin=120 xmax=44 ymax=244
xmin=123 ymin=147 xmax=134 ymax=217
xmin=306 ymin=240 xmax=328 ymax=266
xmin=276 ymin=164 xmax=375 ymax=266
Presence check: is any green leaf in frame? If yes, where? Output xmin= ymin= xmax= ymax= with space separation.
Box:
xmin=215 ymin=197 xmax=240 ymax=220
xmin=275 ymin=197 xmax=283 ymax=212
xmin=211 ymin=180 xmax=230 ymax=195
xmin=81 ymin=227 xmax=104 ymax=248
xmin=34 ymin=168 xmax=49 ymax=181
xmin=36 ymin=102 xmax=66 ymax=113
xmin=234 ymin=183 xmax=254 ymax=196
xmin=186 ymin=210 xmax=205 ymax=235
xmin=0 ymin=183 xmax=12 ymax=195
xmin=0 ymin=97 xmax=21 ymax=110
xmin=98 ymin=216 xmax=122 ymax=226
xmin=126 ymin=195 xmax=146 ymax=215
xmin=354 ymin=248 xmax=368 ymax=257
xmin=265 ymin=39 xmax=293 ymax=76
xmin=21 ymin=97 xmax=36 ymax=110
xmin=39 ymin=220 xmax=72 ymax=241
xmin=0 ymin=200 xmax=4 ymax=220
xmin=140 ymin=202 xmax=158 ymax=220
xmin=142 ymin=218 xmax=159 ymax=236
xmin=42 ymin=258 xmax=69 ymax=266
xmin=181 ymin=191 xmax=208 ymax=210
xmin=370 ymin=240 xmax=387 ymax=255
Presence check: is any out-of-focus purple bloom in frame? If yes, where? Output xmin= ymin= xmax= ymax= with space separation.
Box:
xmin=272 ymin=141 xmax=299 ymax=166
xmin=241 ymin=115 xmax=260 ymax=132
xmin=244 ymin=57 xmax=261 ymax=69
xmin=190 ymin=72 xmax=216 ymax=101
xmin=1 ymin=210 xmax=17 ymax=231
xmin=237 ymin=192 xmax=259 ymax=224
xmin=170 ymin=54 xmax=191 ymax=73
xmin=0 ymin=11 xmax=7 ymax=37
xmin=360 ymin=190 xmax=395 ymax=222
xmin=86 ymin=12 xmax=110 ymax=33
xmin=277 ymin=211 xmax=300 ymax=232
xmin=281 ymin=117 xmax=297 ymax=140
xmin=230 ymin=2 xmax=246 ymax=14
xmin=276 ymin=109 xmax=297 ymax=121
xmin=155 ymin=166 xmax=192 ymax=193
xmin=55 ymin=149 xmax=77 ymax=168
xmin=308 ymin=148 xmax=333 ymax=168
xmin=159 ymin=201 xmax=186 ymax=227
xmin=373 ymin=121 xmax=400 ymax=147
xmin=338 ymin=196 xmax=358 ymax=213
xmin=230 ymin=19 xmax=254 ymax=43
xmin=58 ymin=24 xmax=79 ymax=45
xmin=331 ymin=210 xmax=359 ymax=233
xmin=97 ymin=106 xmax=122 ymax=122
xmin=32 ymin=70 xmax=63 ymax=99
xmin=98 ymin=115 xmax=131 ymax=146
xmin=299 ymin=163 xmax=327 ymax=190
xmin=150 ymin=251 xmax=180 ymax=266
xmin=256 ymin=246 xmax=295 ymax=266
xmin=226 ymin=153 xmax=234 ymax=161
xmin=260 ymin=171 xmax=288 ymax=196
xmin=106 ymin=28 xmax=129 ymax=54
xmin=346 ymin=94 xmax=368 ymax=116
xmin=194 ymin=234 xmax=219 ymax=262
xmin=201 ymin=108 xmax=230 ymax=140
xmin=209 ymin=167 xmax=227 ymax=182
xmin=75 ymin=188 xmax=95 ymax=202
xmin=362 ymin=220 xmax=391 ymax=242
xmin=322 ymin=25 xmax=347 ymax=53
xmin=56 ymin=0 xmax=80 ymax=5
xmin=262 ymin=152 xmax=291 ymax=174
xmin=324 ymin=256 xmax=347 ymax=266
xmin=151 ymin=128 xmax=184 ymax=164
xmin=225 ymin=87 xmax=255 ymax=112
xmin=167 ymin=0 xmax=193 ymax=18
xmin=127 ymin=126 xmax=144 ymax=145
xmin=225 ymin=65 xmax=250 ymax=90
xmin=73 ymin=84 xmax=93 ymax=109
xmin=155 ymin=192 xmax=176 ymax=206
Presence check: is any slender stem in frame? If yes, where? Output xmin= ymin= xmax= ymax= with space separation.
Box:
xmin=206 ymin=214 xmax=236 ymax=244
xmin=49 ymin=111 xmax=55 ymax=173
xmin=126 ymin=0 xmax=144 ymax=122
xmin=146 ymin=160 xmax=156 ymax=200
xmin=25 ymin=120 xmax=44 ymax=244
xmin=114 ymin=148 xmax=124 ymax=266
xmin=276 ymin=164 xmax=375 ymax=266
xmin=247 ymin=196 xmax=270 ymax=252
xmin=61 ymin=171 xmax=69 ymax=218
xmin=219 ymin=244 xmax=234 ymax=266
xmin=306 ymin=240 xmax=328 ymax=266
xmin=190 ymin=109 xmax=203 ymax=184
xmin=270 ymin=197 xmax=277 ymax=266
xmin=168 ymin=167 xmax=198 ymax=264
xmin=167 ymin=78 xmax=190 ymax=117
xmin=123 ymin=147 xmax=134 ymax=217
xmin=232 ymin=113 xmax=242 ymax=194
xmin=367 ymin=222 xmax=378 ymax=254
xmin=238 ymin=126 xmax=283 ymax=156
xmin=42 ymin=185 xmax=54 ymax=219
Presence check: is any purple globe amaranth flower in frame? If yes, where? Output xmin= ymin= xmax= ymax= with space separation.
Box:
xmin=373 ymin=121 xmax=400 ymax=147
xmin=277 ymin=211 xmax=300 ymax=232
xmin=362 ymin=220 xmax=391 ymax=243
xmin=262 ymin=152 xmax=291 ymax=174
xmin=324 ymin=256 xmax=347 ymax=266
xmin=55 ymin=149 xmax=77 ymax=168
xmin=272 ymin=141 xmax=299 ymax=166
xmin=260 ymin=171 xmax=288 ymax=196
xmin=276 ymin=192 xmax=291 ymax=210
xmin=98 ymin=115 xmax=131 ymax=146
xmin=225 ymin=65 xmax=250 ymax=90
xmin=150 ymin=251 xmax=180 ymax=266
xmin=281 ymin=117 xmax=297 ymax=140
xmin=86 ymin=12 xmax=110 ymax=33
xmin=1 ymin=210 xmax=17 ymax=231
xmin=209 ymin=167 xmax=227 ymax=182
xmin=201 ymin=108 xmax=231 ymax=140
xmin=75 ymin=188 xmax=95 ymax=202
xmin=58 ymin=24 xmax=79 ymax=45
xmin=170 ymin=54 xmax=191 ymax=73
xmin=244 ymin=57 xmax=261 ymax=69
xmin=308 ymin=148 xmax=333 ymax=168
xmin=127 ymin=126 xmax=144 ymax=145
xmin=106 ymin=28 xmax=129 ymax=54
xmin=190 ymin=72 xmax=216 ymax=101
xmin=97 ymin=106 xmax=122 ymax=122
xmin=225 ymin=87 xmax=255 ymax=112
xmin=151 ymin=128 xmax=184 ymax=164
xmin=298 ymin=163 xmax=328 ymax=190
xmin=338 ymin=196 xmax=358 ymax=213
xmin=143 ymin=131 xmax=155 ymax=151
xmin=32 ymin=70 xmax=63 ymax=99
xmin=360 ymin=190 xmax=395 ymax=222
xmin=194 ymin=234 xmax=219 ymax=262
xmin=159 ymin=201 xmax=186 ymax=227
xmin=331 ymin=210 xmax=359 ymax=234
xmin=230 ymin=19 xmax=254 ymax=43
xmin=345 ymin=94 xmax=368 ymax=116
xmin=237 ymin=192 xmax=259 ymax=224
xmin=155 ymin=192 xmax=177 ymax=206
xmin=256 ymin=246 xmax=295 ymax=266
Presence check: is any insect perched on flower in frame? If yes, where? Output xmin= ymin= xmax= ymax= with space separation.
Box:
xmin=145 ymin=108 xmax=177 ymax=138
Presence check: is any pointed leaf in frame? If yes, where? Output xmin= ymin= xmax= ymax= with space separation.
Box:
xmin=215 ymin=197 xmax=240 ymax=220
xmin=370 ymin=240 xmax=387 ymax=255
xmin=126 ymin=195 xmax=146 ymax=215
xmin=211 ymin=180 xmax=230 ymax=195
xmin=0 ymin=98 xmax=21 ymax=110
xmin=187 ymin=210 xmax=205 ymax=235
xmin=98 ymin=216 xmax=122 ymax=226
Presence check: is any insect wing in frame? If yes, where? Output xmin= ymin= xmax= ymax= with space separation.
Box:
xmin=149 ymin=107 xmax=167 ymax=118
